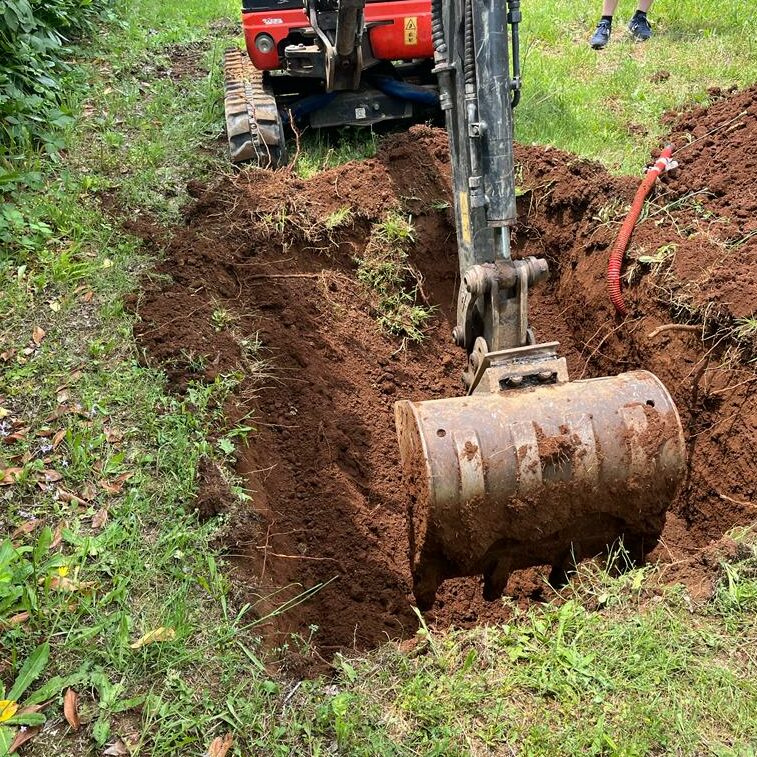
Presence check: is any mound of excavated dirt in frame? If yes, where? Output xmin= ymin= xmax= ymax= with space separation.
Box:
xmin=131 ymin=86 xmax=756 ymax=663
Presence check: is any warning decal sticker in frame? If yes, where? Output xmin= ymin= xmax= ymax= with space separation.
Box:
xmin=404 ymin=16 xmax=418 ymax=45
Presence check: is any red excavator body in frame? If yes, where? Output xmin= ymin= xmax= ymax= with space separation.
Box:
xmin=243 ymin=0 xmax=433 ymax=71
xmin=224 ymin=0 xmax=438 ymax=164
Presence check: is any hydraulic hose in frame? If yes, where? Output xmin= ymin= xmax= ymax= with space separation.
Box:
xmin=464 ymin=0 xmax=475 ymax=88
xmin=369 ymin=76 xmax=440 ymax=106
xmin=280 ymin=92 xmax=338 ymax=123
xmin=607 ymin=144 xmax=676 ymax=315
xmin=431 ymin=0 xmax=446 ymax=59
xmin=507 ymin=0 xmax=521 ymax=108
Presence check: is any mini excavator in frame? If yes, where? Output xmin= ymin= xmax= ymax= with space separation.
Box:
xmin=224 ymin=0 xmax=687 ymax=607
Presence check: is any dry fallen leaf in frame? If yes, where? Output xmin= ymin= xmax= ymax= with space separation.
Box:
xmin=56 ymin=389 xmax=70 ymax=405
xmin=16 ymin=702 xmax=48 ymax=717
xmin=0 ymin=467 xmax=23 ymax=486
xmin=52 ymin=428 xmax=67 ymax=449
xmin=1 ymin=611 xmax=30 ymax=628
xmin=57 ymin=487 xmax=89 ymax=506
xmin=31 ymin=326 xmax=46 ymax=346
xmin=42 ymin=469 xmax=63 ymax=483
xmin=44 ymin=404 xmax=86 ymax=421
xmin=10 ymin=520 xmax=38 ymax=539
xmin=130 ymin=627 xmax=176 ymax=649
xmin=47 ymin=576 xmax=95 ymax=592
xmin=49 ymin=300 xmax=61 ymax=313
xmin=103 ymin=738 xmax=131 ymax=756
xmin=91 ymin=508 xmax=109 ymax=532
xmin=98 ymin=479 xmax=121 ymax=495
xmin=104 ymin=427 xmax=123 ymax=444
xmin=2 ymin=430 xmax=28 ymax=445
xmin=0 ymin=406 xmax=11 ymax=419
xmin=50 ymin=520 xmax=67 ymax=549
xmin=82 ymin=290 xmax=95 ymax=303
xmin=81 ymin=482 xmax=97 ymax=501
xmin=63 ymin=688 xmax=80 ymax=730
xmin=99 ymin=472 xmax=134 ymax=495
xmin=8 ymin=725 xmax=42 ymax=753
xmin=205 ymin=733 xmax=233 ymax=757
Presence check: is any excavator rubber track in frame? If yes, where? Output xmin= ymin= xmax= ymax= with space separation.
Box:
xmin=223 ymin=47 xmax=286 ymax=167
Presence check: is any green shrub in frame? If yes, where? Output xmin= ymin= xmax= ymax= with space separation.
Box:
xmin=0 ymin=0 xmax=112 ymax=165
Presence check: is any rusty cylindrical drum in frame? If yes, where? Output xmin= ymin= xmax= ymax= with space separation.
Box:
xmin=395 ymin=370 xmax=685 ymax=608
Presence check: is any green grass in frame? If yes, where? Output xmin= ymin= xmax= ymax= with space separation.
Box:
xmin=0 ymin=1 xmax=288 ymax=754
xmin=282 ymin=581 xmax=757 ymax=755
xmin=0 ymin=0 xmax=756 ymax=754
xmin=518 ymin=0 xmax=757 ymax=172
xmin=293 ymin=128 xmax=380 ymax=179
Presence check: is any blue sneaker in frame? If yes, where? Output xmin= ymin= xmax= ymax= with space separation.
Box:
xmin=628 ymin=13 xmax=653 ymax=41
xmin=590 ymin=19 xmax=612 ymax=49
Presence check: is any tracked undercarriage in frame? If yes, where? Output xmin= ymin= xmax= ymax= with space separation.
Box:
xmin=223 ymin=47 xmax=286 ymax=167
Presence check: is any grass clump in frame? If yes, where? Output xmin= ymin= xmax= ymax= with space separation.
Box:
xmin=734 ymin=316 xmax=757 ymax=342
xmin=322 ymin=205 xmax=353 ymax=231
xmin=294 ymin=127 xmax=379 ymax=179
xmin=356 ymin=211 xmax=434 ymax=343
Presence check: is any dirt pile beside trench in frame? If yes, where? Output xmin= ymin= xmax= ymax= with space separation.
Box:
xmin=132 ymin=87 xmax=757 ymax=661
xmin=661 ymin=87 xmax=757 ymax=322
xmin=519 ymin=84 xmax=757 ymax=590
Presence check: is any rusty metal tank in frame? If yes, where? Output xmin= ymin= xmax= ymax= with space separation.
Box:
xmin=395 ymin=369 xmax=686 ymax=608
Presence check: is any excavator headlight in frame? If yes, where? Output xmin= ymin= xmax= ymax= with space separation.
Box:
xmin=255 ymin=34 xmax=275 ymax=54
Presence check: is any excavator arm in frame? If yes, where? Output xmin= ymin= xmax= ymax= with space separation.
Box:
xmin=293 ymin=0 xmax=686 ymax=607
xmin=304 ymin=0 xmax=366 ymax=90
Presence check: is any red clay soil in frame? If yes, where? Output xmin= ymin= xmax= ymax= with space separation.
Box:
xmin=132 ymin=86 xmax=757 ymax=662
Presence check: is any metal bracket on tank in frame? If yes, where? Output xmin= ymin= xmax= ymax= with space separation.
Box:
xmin=467 ymin=341 xmax=569 ymax=395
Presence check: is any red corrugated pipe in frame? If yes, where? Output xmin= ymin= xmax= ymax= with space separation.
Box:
xmin=607 ymin=144 xmax=677 ymax=315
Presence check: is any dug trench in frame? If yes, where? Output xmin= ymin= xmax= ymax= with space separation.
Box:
xmin=131 ymin=85 xmax=756 ymax=663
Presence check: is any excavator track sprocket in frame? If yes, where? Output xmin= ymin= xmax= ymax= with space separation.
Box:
xmin=223 ymin=47 xmax=287 ymax=167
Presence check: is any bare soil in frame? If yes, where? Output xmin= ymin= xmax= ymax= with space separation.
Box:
xmin=158 ymin=42 xmax=209 ymax=81
xmin=131 ymin=85 xmax=757 ymax=665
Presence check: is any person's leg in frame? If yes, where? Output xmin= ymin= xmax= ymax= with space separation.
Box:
xmin=589 ymin=0 xmax=618 ymax=49
xmin=629 ymin=0 xmax=654 ymax=41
